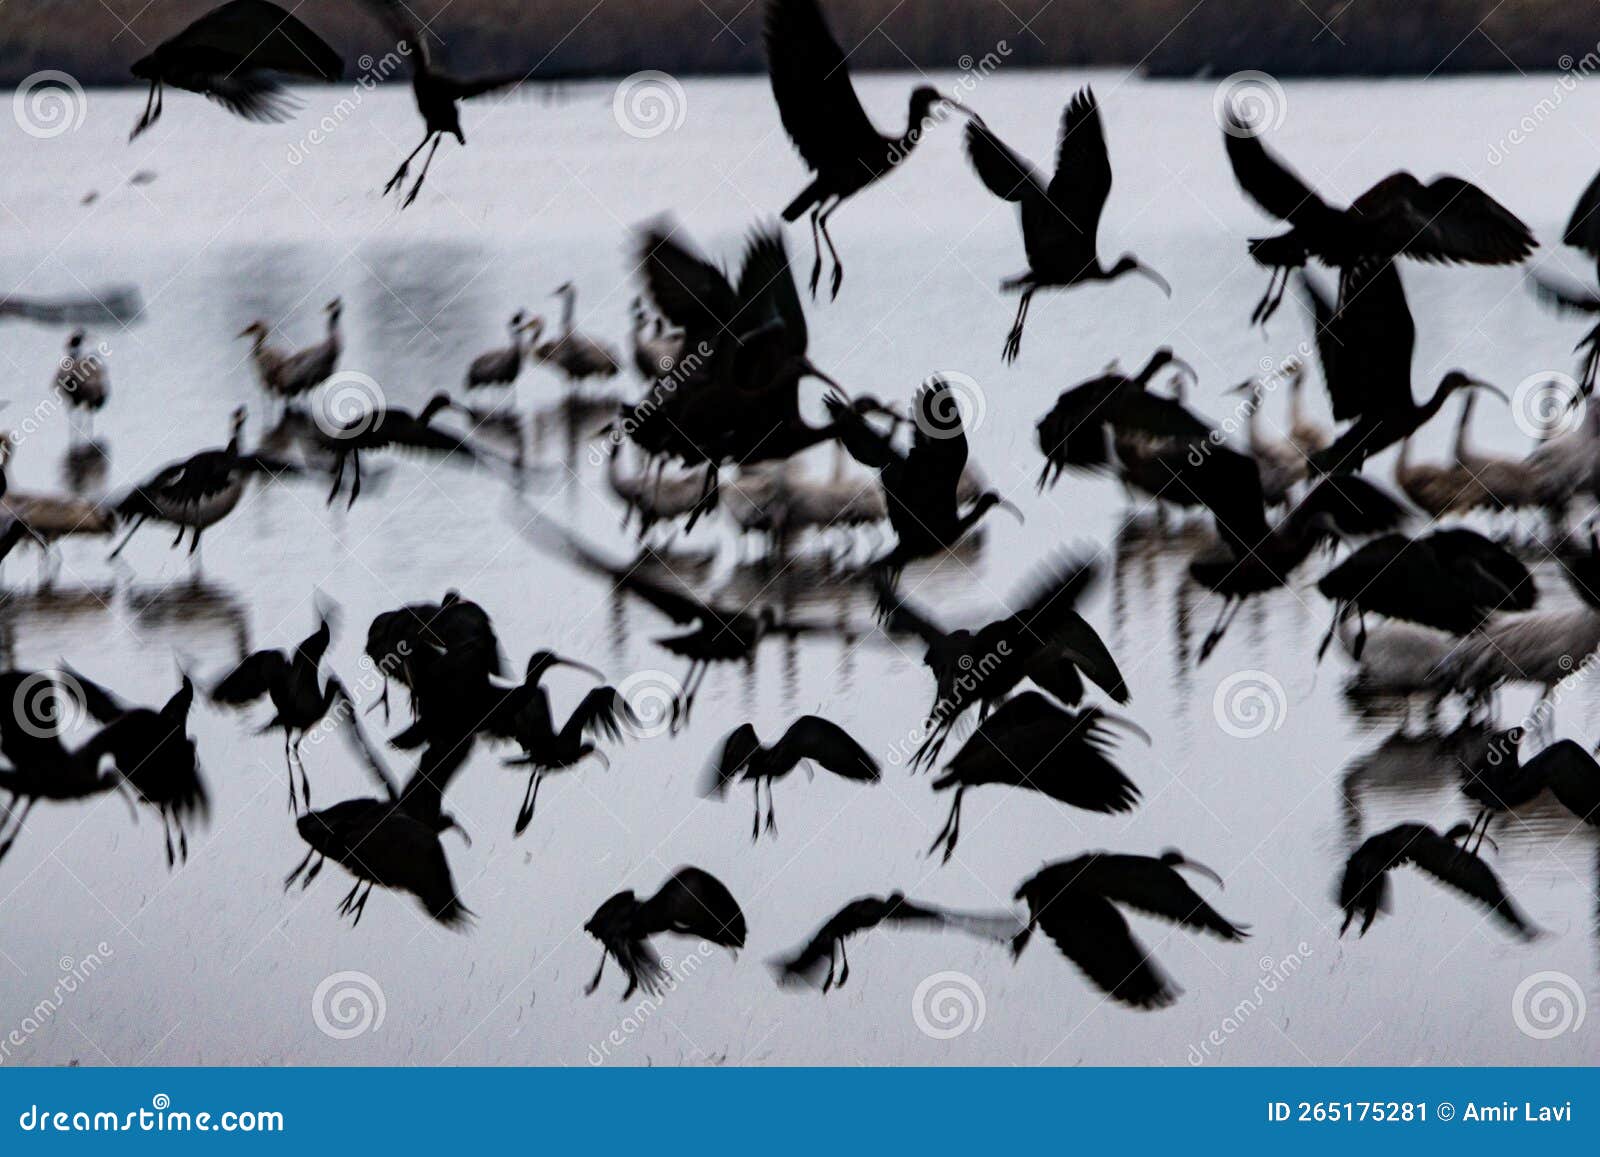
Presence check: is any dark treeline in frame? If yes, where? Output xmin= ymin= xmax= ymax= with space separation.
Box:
xmin=0 ymin=0 xmax=1590 ymax=86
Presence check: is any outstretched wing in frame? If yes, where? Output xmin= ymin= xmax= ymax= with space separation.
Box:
xmin=1222 ymin=113 xmax=1335 ymax=228
xmin=635 ymin=221 xmax=739 ymax=340
xmin=58 ymin=662 xmax=128 ymax=722
xmin=1045 ymin=86 xmax=1112 ymax=246
xmin=641 ymin=866 xmax=748 ymax=948
xmin=704 ymin=723 xmax=763 ymax=796
xmin=169 ymin=0 xmax=343 ymax=81
xmin=1081 ymin=853 xmax=1249 ymax=940
xmin=1353 ymin=173 xmax=1536 ymax=266
xmin=963 ymin=117 xmax=1044 ymax=203
xmin=1031 ymin=890 xmax=1179 ymax=1009
xmin=1404 ymin=834 xmax=1537 ymax=938
xmin=777 ymin=715 xmax=880 ymax=781
xmin=210 ymin=649 xmax=288 ymax=705
xmin=1564 ymin=167 xmax=1600 ymax=257
xmin=764 ymin=0 xmax=881 ymax=174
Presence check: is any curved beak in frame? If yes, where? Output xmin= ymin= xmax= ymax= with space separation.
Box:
xmin=1225 ymin=378 xmax=1256 ymax=396
xmin=1170 ymin=853 xmax=1225 ymax=890
xmin=235 ymin=326 xmax=255 ymax=339
xmin=552 ymin=655 xmax=606 ymax=680
xmin=1136 ymin=262 xmax=1172 ymax=299
xmin=995 ymin=498 xmax=1025 ymax=525
xmin=799 ymin=358 xmax=843 ymax=393
xmin=938 ymin=93 xmax=976 ymax=118
xmin=1098 ymin=709 xmax=1152 ymax=746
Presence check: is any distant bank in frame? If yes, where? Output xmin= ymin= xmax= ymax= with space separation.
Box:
xmin=0 ymin=0 xmax=1590 ymax=87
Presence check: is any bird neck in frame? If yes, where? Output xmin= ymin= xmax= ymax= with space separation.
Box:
xmin=1451 ymin=394 xmax=1475 ymax=463
xmin=559 ymin=291 xmax=576 ymax=335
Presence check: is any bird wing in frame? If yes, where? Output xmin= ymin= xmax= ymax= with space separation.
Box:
xmin=166 ymin=0 xmax=344 ymax=81
xmin=641 ymin=866 xmax=748 ymax=948
xmin=1030 ymin=890 xmax=1179 ymax=1009
xmin=1564 ymin=167 xmax=1600 ymax=257
xmin=823 ymin=391 xmax=899 ymax=469
xmin=1043 ymin=87 xmax=1112 ymax=244
xmin=209 ymin=648 xmax=288 ymax=705
xmin=1523 ymin=739 xmax=1600 ymax=825
xmin=903 ymin=380 xmax=971 ymax=494
xmin=1532 ymin=273 xmax=1600 ymax=317
xmin=358 ymin=0 xmax=429 ymax=68
xmin=1425 ymin=528 xmax=1537 ymax=612
xmin=442 ymin=72 xmax=525 ymax=101
xmin=1352 ymin=173 xmax=1536 ymax=266
xmin=777 ymin=715 xmax=880 ymax=780
xmin=1300 ymin=261 xmax=1415 ymax=421
xmin=635 ymin=222 xmax=739 ymax=340
xmin=704 ymin=723 xmax=763 ymax=796
xmin=962 ymin=117 xmax=1045 ymax=203
xmin=1285 ymin=472 xmax=1409 ymax=541
xmin=202 ymin=73 xmax=299 ymax=124
xmin=1082 ymin=854 xmax=1249 ymax=940
xmin=872 ymin=575 xmax=947 ymax=645
xmin=764 ymin=0 xmax=882 ymax=174
xmin=563 ymin=686 xmax=635 ymax=746
xmin=1403 ymin=833 xmax=1537 ymax=938
xmin=1221 ymin=114 xmax=1335 ymax=228
xmin=58 ymin=663 xmax=128 ymax=722
xmin=733 ymin=227 xmax=807 ymax=359
xmin=1048 ymin=612 xmax=1130 ymax=704
xmin=1176 ymin=445 xmax=1271 ymax=556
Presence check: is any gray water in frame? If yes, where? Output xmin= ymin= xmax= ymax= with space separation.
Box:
xmin=0 ymin=71 xmax=1597 ymax=1066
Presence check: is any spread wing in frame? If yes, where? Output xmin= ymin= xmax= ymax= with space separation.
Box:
xmin=777 ymin=715 xmax=880 ymax=781
xmin=168 ymin=0 xmax=343 ymax=81
xmin=1352 ymin=173 xmax=1536 ymax=266
xmin=765 ymin=0 xmax=881 ymax=173
xmin=641 ymin=866 xmax=748 ymax=948
xmin=1222 ymin=113 xmax=1335 ymax=228
xmin=963 ymin=117 xmax=1044 ymax=203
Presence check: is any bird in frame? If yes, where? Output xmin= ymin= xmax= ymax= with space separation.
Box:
xmin=1285 ymin=359 xmax=1331 ymax=458
xmin=238 ymin=300 xmax=342 ymax=407
xmin=525 ymin=519 xmax=846 ymax=728
xmin=1449 ymin=391 xmax=1543 ymax=514
xmin=0 ymin=433 xmax=118 ymax=578
xmin=1298 ymin=264 xmax=1509 ymax=474
xmin=1231 ymin=372 xmax=1309 ymax=507
xmin=466 ymin=311 xmax=541 ymax=391
xmin=210 ymin=612 xmax=351 ymax=812
xmin=63 ymin=666 xmax=206 ymax=868
xmin=704 ymin=715 xmax=879 ymax=840
xmin=964 ymin=87 xmax=1170 ymax=363
xmin=1012 ymin=850 xmax=1248 ymax=1008
xmin=1532 ymin=167 xmax=1600 ymax=392
xmin=764 ymin=0 xmax=963 ymax=297
xmin=772 ymin=893 xmax=1021 ymax=991
xmin=1338 ymin=822 xmax=1535 ymax=939
xmin=584 ymin=867 xmax=747 ymax=999
xmin=534 ymin=284 xmax=621 ymax=386
xmin=363 ymin=589 xmax=505 ymax=731
xmin=128 ymin=0 xmax=343 ymax=140
xmin=1222 ymin=110 xmax=1534 ymax=324
xmin=1459 ymin=729 xmax=1600 ymax=852
xmin=629 ymin=297 xmax=684 ymax=380
xmin=827 ymin=379 xmax=1023 ymax=578
xmin=111 ymin=406 xmax=291 ymax=559
xmin=358 ymin=0 xmax=526 ymax=206
xmin=927 ymin=693 xmax=1145 ymax=862
xmin=1391 ymin=428 xmax=1484 ymax=518
xmin=605 ymin=442 xmax=714 ymax=542
xmin=1034 ymin=348 xmax=1205 ymax=491
xmin=875 ymin=552 xmax=1128 ymax=769
xmin=1316 ymin=528 xmax=1535 ymax=659
xmin=317 ymin=392 xmax=480 ymax=508
xmin=53 ymin=330 xmax=108 ymax=442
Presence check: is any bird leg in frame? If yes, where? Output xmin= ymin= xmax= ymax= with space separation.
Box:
xmin=1250 ymin=267 xmax=1290 ymax=326
xmin=402 ymin=136 xmax=443 ymax=210
xmin=1002 ymin=288 xmax=1035 ymax=364
xmin=584 ymin=946 xmax=610 ymax=995
xmin=384 ymin=132 xmax=433 ymax=197
xmin=283 ymin=846 xmax=315 ymax=890
xmin=350 ymin=882 xmax=372 ymax=926
xmin=327 ymin=452 xmax=346 ymax=506
xmin=836 ymin=940 xmax=850 ymax=988
xmin=129 ymin=80 xmax=161 ymax=140
xmin=514 ymin=770 xmax=544 ymax=835
xmin=818 ymin=199 xmax=844 ymax=299
xmin=346 ymin=452 xmax=364 ymax=509
xmin=764 ymin=781 xmax=778 ymax=837
xmin=1199 ymin=597 xmax=1238 ymax=663
xmin=292 ymin=732 xmax=312 ymax=810
xmin=337 ymin=879 xmax=363 ymax=916
xmin=302 ymin=855 xmax=323 ymax=887
xmin=160 ymin=809 xmax=175 ymax=868
xmin=927 ymin=788 xmax=965 ymax=862
xmin=0 ymin=798 xmax=35 ymax=863
xmin=750 ymin=780 xmax=762 ymax=842
xmin=807 ymin=204 xmax=825 ymax=297
xmin=283 ymin=731 xmax=297 ymax=813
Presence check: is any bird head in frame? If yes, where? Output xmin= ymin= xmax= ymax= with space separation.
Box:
xmin=419 ymin=392 xmax=459 ymax=423
xmin=907 ymin=86 xmax=967 ymax=133
xmin=66 ymin=328 xmax=86 ymax=350
xmin=1158 ymin=849 xmax=1225 ymax=890
xmin=524 ymin=650 xmax=604 ymax=682
xmin=1112 ymin=255 xmax=1172 ymax=298
xmin=518 ymin=314 xmax=546 ymax=339
xmin=1439 ymin=370 xmax=1506 ymax=403
xmin=1141 ymin=347 xmax=1194 ymax=386
xmin=552 ymin=282 xmax=575 ymax=299
xmin=973 ymin=490 xmax=1025 ymax=526
xmin=228 ymin=405 xmax=247 ymax=439
xmin=325 ymin=298 xmax=342 ymax=320
xmin=236 ymin=321 xmax=270 ymax=340
xmin=509 ymin=309 xmax=526 ymax=330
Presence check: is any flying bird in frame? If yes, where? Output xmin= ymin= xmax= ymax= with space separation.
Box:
xmin=584 ymin=867 xmax=747 ymax=999
xmin=704 ymin=715 xmax=879 ymax=839
xmin=1338 ymin=822 xmax=1536 ymax=939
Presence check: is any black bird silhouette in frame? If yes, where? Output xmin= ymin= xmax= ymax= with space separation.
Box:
xmin=64 ymin=666 xmax=206 ymax=868
xmin=524 ymin=520 xmax=845 ymax=728
xmin=129 ymin=0 xmax=343 ymax=140
xmin=1317 ymin=528 xmax=1535 ymax=658
xmin=1176 ymin=445 xmax=1408 ymax=660
xmin=210 ymin=611 xmax=348 ymax=812
xmin=1460 ymin=729 xmax=1600 ymax=852
xmin=0 ymin=670 xmax=127 ymax=865
xmin=584 ymin=867 xmax=747 ymax=999
xmin=1223 ymin=110 xmax=1534 ymax=324
xmin=929 ymin=693 xmax=1146 ymax=862
xmin=1297 ymin=264 xmax=1507 ymax=474
xmin=765 ymin=0 xmax=963 ymax=298
xmin=875 ymin=553 xmax=1128 ymax=769
xmin=704 ymin=716 xmax=879 ymax=839
xmin=965 ymin=87 xmax=1170 ymax=362
xmin=365 ymin=589 xmax=505 ymax=730
xmin=318 ymin=392 xmax=479 ymax=507
xmin=772 ymin=892 xmax=1021 ymax=991
xmin=359 ymin=0 xmax=526 ymax=207
xmin=1338 ymin=822 xmax=1536 ymax=939
xmin=1034 ymin=348 xmax=1204 ymax=489
xmin=827 ymin=380 xmax=1022 ymax=579
xmin=1013 ymin=850 xmax=1248 ymax=1008
xmin=1531 ymin=168 xmax=1600 ymax=392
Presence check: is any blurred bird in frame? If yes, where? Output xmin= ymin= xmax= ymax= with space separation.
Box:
xmin=704 ymin=715 xmax=879 ymax=839
xmin=1338 ymin=822 xmax=1535 ymax=939
xmin=584 ymin=867 xmax=747 ymax=999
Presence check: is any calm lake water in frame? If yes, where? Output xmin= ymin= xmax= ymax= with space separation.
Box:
xmin=1 ymin=71 xmax=1598 ymax=1065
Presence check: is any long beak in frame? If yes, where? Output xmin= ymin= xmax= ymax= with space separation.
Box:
xmin=939 ymin=93 xmax=976 ymax=118
xmin=553 ymin=655 xmax=606 ymax=680
xmin=996 ymin=499 xmax=1025 ymax=525
xmin=1136 ymin=262 xmax=1172 ymax=298
xmin=1098 ymin=709 xmax=1152 ymax=746
xmin=1170 ymin=852 xmax=1225 ymax=890
xmin=1225 ymin=378 xmax=1256 ymax=396
xmin=800 ymin=358 xmax=843 ymax=393
xmin=235 ymin=327 xmax=254 ymax=339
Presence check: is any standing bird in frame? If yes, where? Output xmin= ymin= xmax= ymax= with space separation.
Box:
xmin=128 ymin=0 xmax=343 ymax=140
xmin=827 ymin=380 xmax=1023 ymax=578
xmin=1013 ymin=850 xmax=1248 ymax=1008
xmin=239 ymin=300 xmax=343 ymax=408
xmin=64 ymin=668 xmax=206 ymax=868
xmin=358 ymin=0 xmax=525 ymax=206
xmin=318 ymin=392 xmax=479 ymax=508
xmin=772 ymin=892 xmax=1021 ymax=991
xmin=928 ymin=693 xmax=1145 ymax=862
xmin=1459 ymin=730 xmax=1600 ymax=851
xmin=704 ymin=715 xmax=879 ymax=840
xmin=584 ymin=867 xmax=747 ymax=999
xmin=1223 ymin=110 xmax=1534 ymax=324
xmin=210 ymin=613 xmax=348 ymax=812
xmin=54 ymin=330 xmax=108 ymax=443
xmin=0 ymin=433 xmax=118 ymax=577
xmin=630 ymin=297 xmax=684 ymax=379
xmin=765 ymin=0 xmax=963 ymax=297
xmin=1298 ymin=264 xmax=1508 ymax=475
xmin=964 ymin=88 xmax=1170 ymax=362
xmin=466 ymin=311 xmax=540 ymax=391
xmin=1338 ymin=822 xmax=1535 ymax=939
xmin=875 ymin=553 xmax=1128 ymax=769
xmin=535 ymin=284 xmax=621 ymax=386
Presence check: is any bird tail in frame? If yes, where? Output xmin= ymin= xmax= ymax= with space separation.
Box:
xmin=431 ymin=895 xmax=475 ymax=930
xmin=782 ymin=180 xmax=824 ymax=222
xmin=1246 ymin=233 xmax=1306 ymax=270
xmin=1010 ymin=922 xmax=1033 ymax=959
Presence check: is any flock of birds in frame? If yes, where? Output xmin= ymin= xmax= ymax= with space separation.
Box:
xmin=7 ymin=0 xmax=1600 ymax=1013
